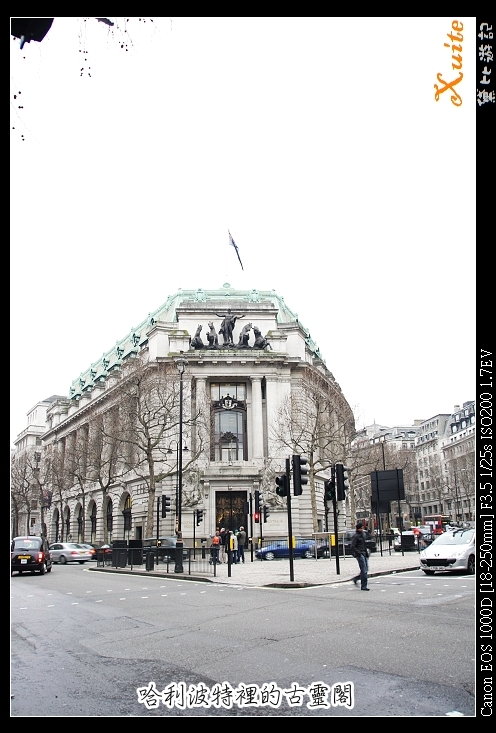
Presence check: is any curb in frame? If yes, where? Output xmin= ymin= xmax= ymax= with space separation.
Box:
xmin=89 ymin=564 xmax=419 ymax=588
xmin=89 ymin=567 xmax=214 ymax=583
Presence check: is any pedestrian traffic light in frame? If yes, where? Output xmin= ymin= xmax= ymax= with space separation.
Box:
xmin=275 ymin=474 xmax=288 ymax=497
xmin=324 ymin=478 xmax=336 ymax=502
xmin=254 ymin=511 xmax=260 ymax=523
xmin=161 ymin=494 xmax=171 ymax=517
xmin=254 ymin=490 xmax=261 ymax=513
xmin=292 ymin=454 xmax=308 ymax=496
xmin=196 ymin=509 xmax=204 ymax=526
xmin=335 ymin=463 xmax=350 ymax=501
xmin=263 ymin=505 xmax=270 ymax=522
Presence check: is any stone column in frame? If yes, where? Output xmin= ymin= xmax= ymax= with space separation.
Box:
xmin=195 ymin=377 xmax=208 ymax=455
xmin=250 ymin=376 xmax=263 ymax=459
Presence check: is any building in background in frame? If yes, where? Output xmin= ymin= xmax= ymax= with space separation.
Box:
xmin=12 ymin=287 xmax=355 ymax=544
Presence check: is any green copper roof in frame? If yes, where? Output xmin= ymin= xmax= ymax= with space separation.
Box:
xmin=69 ymin=287 xmax=323 ymax=399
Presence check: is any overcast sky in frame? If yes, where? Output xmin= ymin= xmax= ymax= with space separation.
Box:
xmin=10 ymin=17 xmax=476 ymax=448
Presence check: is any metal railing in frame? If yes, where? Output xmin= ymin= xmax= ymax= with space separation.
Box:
xmin=95 ymin=546 xmax=217 ymax=575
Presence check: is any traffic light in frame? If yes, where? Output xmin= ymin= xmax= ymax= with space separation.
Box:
xmin=292 ymin=454 xmax=308 ymax=496
xmin=335 ymin=463 xmax=350 ymax=500
xmin=196 ymin=509 xmax=204 ymax=526
xmin=263 ymin=505 xmax=270 ymax=523
xmin=254 ymin=511 xmax=260 ymax=523
xmin=324 ymin=478 xmax=336 ymax=502
xmin=254 ymin=490 xmax=261 ymax=513
xmin=161 ymin=494 xmax=171 ymax=517
xmin=275 ymin=475 xmax=288 ymax=497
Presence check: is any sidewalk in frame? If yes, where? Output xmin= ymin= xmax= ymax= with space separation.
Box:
xmin=90 ymin=549 xmax=420 ymax=588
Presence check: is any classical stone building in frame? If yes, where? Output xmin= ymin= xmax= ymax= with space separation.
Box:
xmin=34 ymin=287 xmax=355 ymax=545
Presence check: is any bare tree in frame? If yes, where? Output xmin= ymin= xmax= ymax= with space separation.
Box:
xmin=46 ymin=440 xmax=70 ymax=541
xmin=272 ymin=370 xmax=355 ymax=532
xmin=112 ymin=355 xmax=205 ymax=537
xmin=11 ymin=453 xmax=33 ymax=535
xmin=25 ymin=450 xmax=53 ymax=539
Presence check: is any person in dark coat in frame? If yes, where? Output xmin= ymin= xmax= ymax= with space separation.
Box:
xmin=350 ymin=522 xmax=370 ymax=590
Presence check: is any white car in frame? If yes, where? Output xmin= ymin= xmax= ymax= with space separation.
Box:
xmin=419 ymin=528 xmax=475 ymax=575
xmin=48 ymin=542 xmax=93 ymax=564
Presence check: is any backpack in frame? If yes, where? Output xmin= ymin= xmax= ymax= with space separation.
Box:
xmin=212 ymin=535 xmax=220 ymax=545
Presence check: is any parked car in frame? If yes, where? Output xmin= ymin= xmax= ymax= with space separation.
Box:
xmin=76 ymin=543 xmax=97 ymax=559
xmin=11 ymin=536 xmax=52 ymax=575
xmin=419 ymin=528 xmax=475 ymax=574
xmin=143 ymin=537 xmax=188 ymax=561
xmin=393 ymin=531 xmax=419 ymax=552
xmin=48 ymin=542 xmax=93 ymax=564
xmin=256 ymin=538 xmax=326 ymax=560
xmin=331 ymin=529 xmax=377 ymax=556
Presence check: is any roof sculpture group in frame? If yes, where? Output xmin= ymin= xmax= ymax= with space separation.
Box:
xmin=190 ymin=310 xmax=271 ymax=350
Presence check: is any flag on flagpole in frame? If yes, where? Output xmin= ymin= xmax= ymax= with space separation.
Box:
xmin=228 ymin=230 xmax=244 ymax=270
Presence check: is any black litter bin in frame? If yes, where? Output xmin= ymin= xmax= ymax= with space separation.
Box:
xmin=145 ymin=552 xmax=155 ymax=571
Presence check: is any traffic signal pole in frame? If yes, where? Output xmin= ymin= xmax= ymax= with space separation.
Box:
xmin=249 ymin=493 xmax=254 ymax=562
xmin=286 ymin=457 xmax=295 ymax=582
xmin=332 ymin=489 xmax=340 ymax=576
xmin=156 ymin=497 xmax=160 ymax=565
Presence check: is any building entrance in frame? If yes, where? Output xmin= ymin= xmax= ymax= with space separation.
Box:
xmin=216 ymin=491 xmax=247 ymax=532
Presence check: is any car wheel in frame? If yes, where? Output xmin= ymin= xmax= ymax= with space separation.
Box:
xmin=59 ymin=555 xmax=67 ymax=565
xmin=422 ymin=569 xmax=435 ymax=575
xmin=78 ymin=560 xmax=85 ymax=564
xmin=265 ymin=552 xmax=275 ymax=561
xmin=39 ymin=562 xmax=46 ymax=575
xmin=467 ymin=555 xmax=475 ymax=574
xmin=303 ymin=550 xmax=313 ymax=559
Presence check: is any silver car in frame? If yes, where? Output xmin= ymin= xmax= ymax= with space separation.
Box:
xmin=48 ymin=542 xmax=93 ymax=564
xmin=419 ymin=528 xmax=475 ymax=575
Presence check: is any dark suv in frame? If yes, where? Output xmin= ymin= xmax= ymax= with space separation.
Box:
xmin=11 ymin=536 xmax=53 ymax=575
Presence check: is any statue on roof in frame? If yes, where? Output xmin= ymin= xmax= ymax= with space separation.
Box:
xmin=190 ymin=324 xmax=204 ymax=349
xmin=216 ymin=308 xmax=245 ymax=347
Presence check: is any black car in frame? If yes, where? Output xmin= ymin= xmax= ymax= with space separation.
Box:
xmin=143 ymin=537 xmax=188 ymax=561
xmin=11 ymin=536 xmax=53 ymax=575
xmin=330 ymin=529 xmax=377 ymax=556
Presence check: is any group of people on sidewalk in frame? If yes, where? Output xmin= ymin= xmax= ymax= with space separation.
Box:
xmin=210 ymin=527 xmax=247 ymax=565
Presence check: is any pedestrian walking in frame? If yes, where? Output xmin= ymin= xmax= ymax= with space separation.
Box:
xmin=350 ymin=522 xmax=370 ymax=590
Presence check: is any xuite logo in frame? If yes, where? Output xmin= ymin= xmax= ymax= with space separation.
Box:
xmin=434 ymin=19 xmax=464 ymax=106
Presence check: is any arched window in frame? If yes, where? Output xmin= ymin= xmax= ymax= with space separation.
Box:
xmin=106 ymin=500 xmax=113 ymax=534
xmin=77 ymin=507 xmax=83 ymax=542
xmin=90 ymin=504 xmax=97 ymax=538
xmin=123 ymin=496 xmax=132 ymax=531
xmin=65 ymin=509 xmax=71 ymax=541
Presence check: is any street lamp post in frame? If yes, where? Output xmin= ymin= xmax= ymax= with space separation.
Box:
xmin=168 ymin=440 xmax=189 ymax=528
xmin=453 ymin=471 xmax=462 ymax=522
xmin=174 ymin=358 xmax=188 ymax=573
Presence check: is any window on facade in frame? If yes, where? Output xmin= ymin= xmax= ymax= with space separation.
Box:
xmin=213 ymin=410 xmax=245 ymax=461
xmin=210 ymin=383 xmax=246 ymax=400
xmin=106 ymin=500 xmax=113 ymax=533
xmin=90 ymin=504 xmax=97 ymax=536
xmin=211 ymin=382 xmax=247 ymax=462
